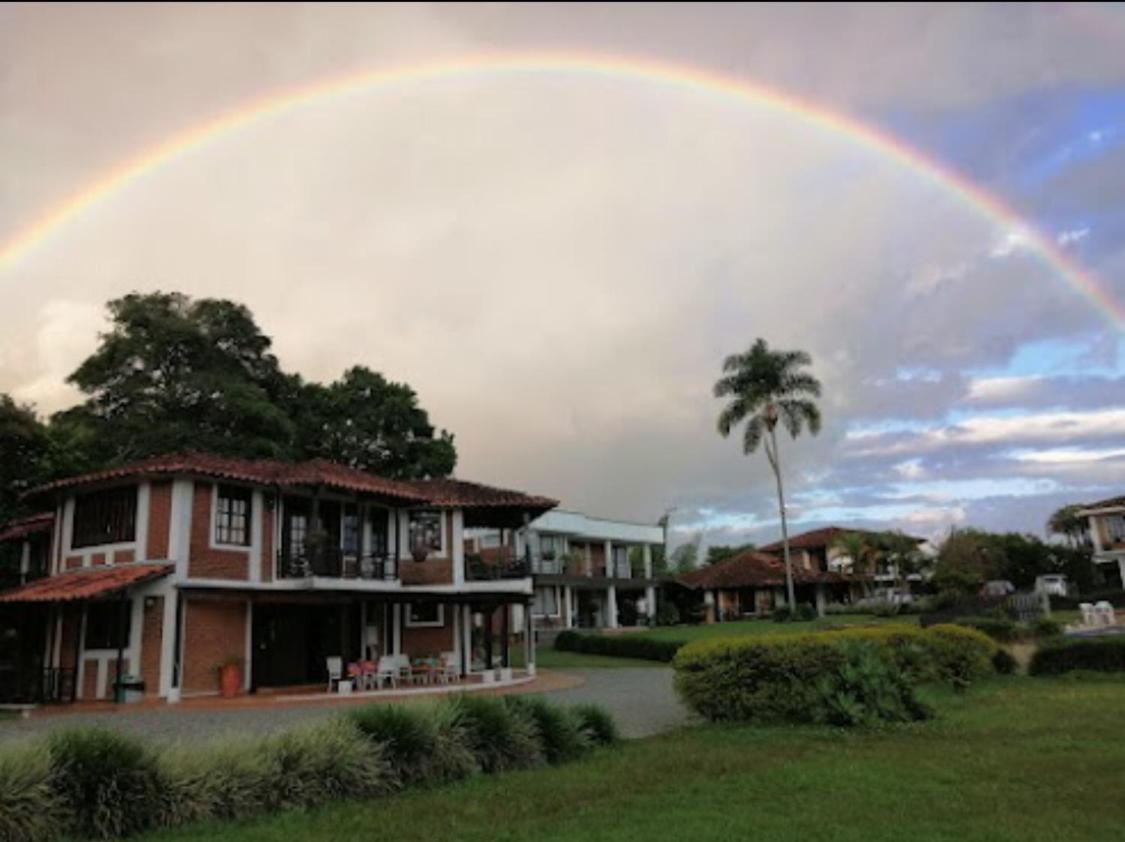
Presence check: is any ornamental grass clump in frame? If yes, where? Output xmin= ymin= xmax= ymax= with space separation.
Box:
xmin=156 ymin=737 xmax=274 ymax=828
xmin=47 ymin=727 xmax=165 ymax=840
xmin=349 ymin=702 xmax=476 ymax=787
xmin=0 ymin=742 xmax=66 ymax=842
xmin=572 ymin=703 xmax=620 ymax=746
xmin=262 ymin=718 xmax=391 ymax=810
xmin=446 ymin=694 xmax=543 ymax=773
xmin=504 ymin=696 xmax=588 ymax=764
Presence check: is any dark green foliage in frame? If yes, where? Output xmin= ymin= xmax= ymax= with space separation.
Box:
xmin=447 ymin=695 xmax=543 ymax=773
xmin=992 ymin=648 xmax=1019 ymax=675
xmin=572 ymin=703 xmax=620 ymax=745
xmin=1033 ymin=618 xmax=1063 ymax=638
xmin=772 ymin=603 xmax=817 ymax=622
xmin=0 ymin=395 xmax=50 ymax=523
xmin=654 ymin=601 xmax=681 ymax=626
xmin=504 ymin=696 xmax=588 ymax=764
xmin=348 ymin=703 xmax=475 ymax=787
xmin=1051 ymin=589 xmax=1125 ymax=610
xmin=771 ymin=606 xmax=792 ymax=622
xmin=1030 ymin=636 xmax=1125 ymax=675
xmin=48 ymin=728 xmax=164 ymax=839
xmin=157 ymin=738 xmax=274 ymax=827
xmin=0 ymin=742 xmax=65 ymax=842
xmin=554 ymin=631 xmax=682 ymax=662
xmin=813 ymin=643 xmax=933 ymax=727
xmin=706 ymin=543 xmax=757 ymax=565
xmin=935 ymin=528 xmax=1097 ymax=594
xmin=262 ymin=719 xmax=390 ymax=809
xmin=952 ymin=615 xmax=1017 ymax=641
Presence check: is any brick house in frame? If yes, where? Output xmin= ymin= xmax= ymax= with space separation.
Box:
xmin=0 ymin=453 xmax=555 ymax=703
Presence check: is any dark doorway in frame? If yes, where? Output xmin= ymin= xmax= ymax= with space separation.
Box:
xmin=251 ymin=602 xmax=360 ymax=689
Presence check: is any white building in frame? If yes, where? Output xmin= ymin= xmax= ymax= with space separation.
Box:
xmin=1078 ymin=495 xmax=1125 ymax=589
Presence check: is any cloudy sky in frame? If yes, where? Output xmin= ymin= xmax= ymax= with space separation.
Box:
xmin=1 ymin=4 xmax=1123 ymax=550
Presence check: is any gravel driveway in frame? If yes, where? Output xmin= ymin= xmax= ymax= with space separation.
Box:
xmin=0 ymin=667 xmax=690 ymax=744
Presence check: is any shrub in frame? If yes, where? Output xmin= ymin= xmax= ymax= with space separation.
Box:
xmin=771 ymin=606 xmax=792 ymax=622
xmin=1029 ymin=636 xmax=1125 ymax=676
xmin=951 ymin=615 xmax=1017 ymax=642
xmin=446 ymin=695 xmax=543 ymax=773
xmin=504 ymin=696 xmax=588 ymax=764
xmin=1033 ymin=618 xmax=1063 ymax=638
xmin=654 ymin=602 xmax=681 ymax=626
xmin=0 ymin=742 xmax=65 ymax=842
xmin=992 ymin=648 xmax=1018 ymax=675
xmin=157 ymin=737 xmax=274 ymax=828
xmin=349 ymin=704 xmax=442 ymax=787
xmin=48 ymin=728 xmax=164 ymax=840
xmin=794 ymin=603 xmax=818 ymax=621
xmin=423 ymin=701 xmax=480 ymax=784
xmin=554 ymin=631 xmax=682 ymax=662
xmin=263 ymin=719 xmax=390 ymax=810
xmin=870 ymin=601 xmax=902 ymax=618
xmin=674 ymin=624 xmax=997 ymax=723
xmin=813 ymin=642 xmax=932 ymax=726
xmin=572 ymin=703 xmax=620 ymax=745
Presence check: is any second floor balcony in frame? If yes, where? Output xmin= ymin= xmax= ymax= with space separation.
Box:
xmin=277 ymin=546 xmax=398 ymax=581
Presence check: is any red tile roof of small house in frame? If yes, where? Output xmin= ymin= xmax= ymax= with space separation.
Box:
xmin=757 ymin=526 xmax=924 ymax=554
xmin=0 ymin=562 xmax=172 ymax=603
xmin=678 ymin=549 xmax=851 ymax=590
xmin=403 ymin=478 xmax=558 ymax=510
xmin=0 ymin=512 xmax=55 ymax=544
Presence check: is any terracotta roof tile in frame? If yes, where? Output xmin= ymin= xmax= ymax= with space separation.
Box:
xmin=1079 ymin=495 xmax=1125 ymax=512
xmin=0 ymin=563 xmax=172 ymax=603
xmin=678 ymin=549 xmax=852 ymax=590
xmin=0 ymin=512 xmax=55 ymax=544
xmin=402 ymin=478 xmax=558 ymax=511
xmin=758 ymin=526 xmax=923 ymax=553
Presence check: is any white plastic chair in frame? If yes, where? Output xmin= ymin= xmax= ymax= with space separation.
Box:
xmin=325 ymin=656 xmax=343 ymax=692
xmin=440 ymin=651 xmax=459 ymax=684
xmin=1095 ymin=601 xmax=1116 ymax=627
xmin=374 ymin=656 xmax=398 ymax=689
xmin=1079 ymin=603 xmax=1097 ymax=627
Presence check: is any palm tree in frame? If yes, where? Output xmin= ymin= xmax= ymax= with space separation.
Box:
xmin=715 ymin=339 xmax=822 ymax=609
xmin=1047 ymin=505 xmax=1088 ymax=548
xmin=831 ymin=531 xmax=875 ymax=595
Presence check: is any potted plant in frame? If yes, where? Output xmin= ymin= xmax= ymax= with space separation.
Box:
xmin=411 ymin=537 xmax=431 ymax=563
xmin=217 ymin=657 xmax=243 ymax=698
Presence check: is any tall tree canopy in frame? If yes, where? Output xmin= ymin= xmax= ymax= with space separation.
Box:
xmin=0 ymin=291 xmax=459 ymax=490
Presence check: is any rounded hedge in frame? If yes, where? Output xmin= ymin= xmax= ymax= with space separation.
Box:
xmin=554 ymin=631 xmax=682 ymax=662
xmin=1029 ymin=635 xmax=1125 ymax=675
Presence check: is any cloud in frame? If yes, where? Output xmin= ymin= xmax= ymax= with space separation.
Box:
xmin=1057 ymin=226 xmax=1090 ymax=246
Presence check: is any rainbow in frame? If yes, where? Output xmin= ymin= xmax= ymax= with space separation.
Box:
xmin=1 ymin=53 xmax=1121 ymax=330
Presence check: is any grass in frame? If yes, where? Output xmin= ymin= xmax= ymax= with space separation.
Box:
xmin=137 ymin=675 xmax=1125 ymax=842
xmin=535 ymin=648 xmax=663 ymax=669
xmin=637 ymin=613 xmax=920 ymax=643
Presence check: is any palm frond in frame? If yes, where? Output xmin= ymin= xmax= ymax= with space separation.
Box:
xmin=742 ymin=415 xmax=765 ymax=454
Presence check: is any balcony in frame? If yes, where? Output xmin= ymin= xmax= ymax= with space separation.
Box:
xmin=277 ymin=547 xmax=398 ymax=581
xmin=466 ymin=554 xmax=530 ymax=581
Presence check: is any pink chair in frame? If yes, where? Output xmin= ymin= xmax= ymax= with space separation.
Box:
xmin=346 ymin=662 xmax=363 ymax=690
xmin=359 ymin=660 xmax=377 ymax=690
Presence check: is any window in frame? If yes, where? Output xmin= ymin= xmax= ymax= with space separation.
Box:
xmin=408 ymin=511 xmax=443 ymax=557
xmin=343 ymin=509 xmax=360 ymax=555
xmin=215 ymin=486 xmax=252 ymax=546
xmin=539 ymin=534 xmax=561 ymax=560
xmin=288 ymin=514 xmax=308 ymax=557
xmin=480 ymin=533 xmax=501 ymax=549
xmin=406 ymin=602 xmax=444 ymax=627
xmin=84 ymin=600 xmax=131 ymax=650
xmin=1105 ymin=515 xmax=1125 ymax=545
xmin=72 ymin=487 xmax=136 ymax=548
xmin=532 ymin=586 xmax=559 ymax=616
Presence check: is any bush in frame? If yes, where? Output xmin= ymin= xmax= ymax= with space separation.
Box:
xmin=0 ymin=742 xmax=65 ymax=842
xmin=157 ymin=737 xmax=274 ymax=828
xmin=870 ymin=601 xmax=902 ymax=618
xmin=654 ymin=602 xmax=681 ymax=626
xmin=446 ymin=695 xmax=543 ymax=773
xmin=572 ymin=703 xmax=620 ymax=745
xmin=951 ymin=615 xmax=1017 ymax=642
xmin=504 ymin=696 xmax=588 ymax=764
xmin=674 ymin=624 xmax=997 ymax=723
xmin=48 ymin=728 xmax=164 ymax=840
xmin=263 ymin=719 xmax=390 ymax=810
xmin=554 ymin=631 xmax=682 ymax=662
xmin=1033 ymin=618 xmax=1063 ymax=638
xmin=1029 ymin=636 xmax=1125 ymax=676
xmin=813 ymin=642 xmax=932 ymax=726
xmin=771 ymin=606 xmax=792 ymax=622
xmin=771 ymin=604 xmax=816 ymax=622
xmin=795 ymin=603 xmax=818 ymax=621
xmin=349 ymin=704 xmax=454 ymax=787
xmin=992 ymin=648 xmax=1018 ymax=675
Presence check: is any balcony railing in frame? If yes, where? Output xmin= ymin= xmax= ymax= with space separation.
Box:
xmin=467 ymin=555 xmax=530 ymax=581
xmin=277 ymin=547 xmax=398 ymax=581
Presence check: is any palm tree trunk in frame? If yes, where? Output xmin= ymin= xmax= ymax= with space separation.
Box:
xmin=769 ymin=425 xmax=796 ymax=609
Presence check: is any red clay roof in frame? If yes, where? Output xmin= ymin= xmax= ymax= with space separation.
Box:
xmin=0 ymin=563 xmax=172 ymax=603
xmin=402 ymin=478 xmax=558 ymax=511
xmin=0 ymin=512 xmax=54 ymax=544
xmin=758 ymin=526 xmax=923 ymax=554
xmin=679 ymin=549 xmax=849 ymax=590
xmin=25 ymin=453 xmax=430 ymax=503
xmin=1079 ymin=495 xmax=1125 ymax=511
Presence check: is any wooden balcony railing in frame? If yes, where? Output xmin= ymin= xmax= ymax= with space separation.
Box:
xmin=467 ymin=554 xmax=530 ymax=581
xmin=277 ymin=548 xmax=398 ymax=581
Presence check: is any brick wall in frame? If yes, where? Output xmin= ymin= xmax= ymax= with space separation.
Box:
xmin=82 ymin=659 xmax=99 ymax=698
xmin=91 ymin=553 xmax=106 ymax=566
xmin=188 ymin=482 xmax=249 ymax=580
xmin=114 ymin=549 xmax=135 ymax=564
xmin=141 ymin=596 xmax=164 ymax=696
xmin=58 ymin=611 xmax=80 ymax=670
xmin=181 ymin=598 xmax=247 ymax=694
xmin=148 ymin=480 xmax=172 ymax=559
xmin=402 ymin=618 xmax=454 ymax=655
xmin=401 ymin=558 xmax=453 ymax=585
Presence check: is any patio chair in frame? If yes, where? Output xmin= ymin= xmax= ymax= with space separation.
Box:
xmin=440 ymin=651 xmax=459 ymax=684
xmin=393 ymin=654 xmax=414 ymax=686
xmin=1079 ymin=603 xmax=1097 ymax=627
xmin=326 ymin=656 xmax=343 ymax=693
xmin=359 ymin=659 xmax=377 ymax=690
xmin=346 ymin=661 xmax=364 ymax=691
xmin=374 ymin=656 xmax=398 ymax=689
xmin=1095 ymin=601 xmax=1117 ymax=627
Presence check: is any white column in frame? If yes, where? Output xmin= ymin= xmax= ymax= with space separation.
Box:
xmin=604 ymin=540 xmax=613 ymax=578
xmin=606 ymin=584 xmax=619 ymax=629
xmin=1119 ymin=559 xmax=1125 ymax=589
xmin=643 ymin=544 xmax=653 ymax=578
xmin=452 ymin=604 xmax=462 ymax=668
xmin=452 ymin=510 xmax=465 ymax=586
xmin=135 ymin=482 xmax=151 ymax=561
xmin=249 ymin=491 xmax=263 ymax=583
xmin=525 ymin=603 xmax=536 ymax=676
xmin=815 ymin=583 xmax=827 ymax=618
xmin=169 ymin=480 xmax=194 ymax=577
xmin=584 ymin=543 xmax=592 ymax=577
xmin=564 ymin=586 xmax=574 ymax=629
xmin=1090 ymin=516 xmax=1104 ymax=552
xmin=19 ymin=541 xmax=30 ymax=581
xmin=461 ymin=606 xmax=473 ymax=674
xmin=243 ymin=602 xmax=253 ymax=691
xmin=392 ymin=604 xmax=402 ymax=654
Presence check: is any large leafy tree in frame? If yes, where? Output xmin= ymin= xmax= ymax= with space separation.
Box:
xmin=288 ymin=366 xmax=456 ymax=479
xmin=715 ymin=339 xmax=822 ymax=608
xmin=0 ymin=395 xmax=50 ymax=522
xmin=66 ymin=292 xmax=293 ymax=462
xmin=706 ymin=543 xmax=756 ymax=565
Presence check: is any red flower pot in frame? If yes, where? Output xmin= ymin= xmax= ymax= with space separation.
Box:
xmin=219 ymin=663 xmax=241 ymax=698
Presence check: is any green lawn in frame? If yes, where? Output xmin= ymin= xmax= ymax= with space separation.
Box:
xmin=140 ymin=675 xmax=1125 ymax=842
xmin=535 ymin=648 xmax=663 ymax=669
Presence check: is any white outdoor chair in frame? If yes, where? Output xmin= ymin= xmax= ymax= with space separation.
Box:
xmin=1079 ymin=603 xmax=1098 ymax=627
xmin=326 ymin=656 xmax=343 ymax=692
xmin=374 ymin=656 xmax=398 ymax=689
xmin=439 ymin=651 xmax=459 ymax=684
xmin=1095 ymin=601 xmax=1117 ymax=627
